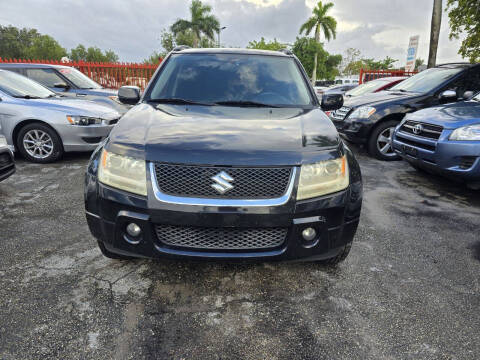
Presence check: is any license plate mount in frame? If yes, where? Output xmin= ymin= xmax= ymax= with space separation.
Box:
xmin=402 ymin=145 xmax=417 ymax=157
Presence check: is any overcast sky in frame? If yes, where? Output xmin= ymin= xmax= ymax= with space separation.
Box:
xmin=0 ymin=0 xmax=464 ymax=66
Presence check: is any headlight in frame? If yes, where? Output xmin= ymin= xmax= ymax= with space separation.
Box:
xmin=297 ymin=156 xmax=349 ymax=200
xmin=67 ymin=115 xmax=102 ymax=126
xmin=98 ymin=149 xmax=147 ymax=196
xmin=349 ymin=106 xmax=376 ymax=119
xmin=449 ymin=124 xmax=480 ymax=141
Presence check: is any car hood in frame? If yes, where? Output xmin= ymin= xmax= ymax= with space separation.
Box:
xmin=106 ymin=103 xmax=341 ymax=166
xmin=404 ymin=100 xmax=480 ymax=129
xmin=343 ymin=91 xmax=420 ymax=108
xmin=27 ymin=97 xmax=120 ymax=119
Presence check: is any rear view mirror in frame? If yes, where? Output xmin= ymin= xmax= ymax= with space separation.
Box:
xmin=439 ymin=90 xmax=457 ymax=104
xmin=118 ymin=86 xmax=141 ymax=105
xmin=53 ymin=82 xmax=70 ymax=90
xmin=321 ymin=93 xmax=343 ymax=111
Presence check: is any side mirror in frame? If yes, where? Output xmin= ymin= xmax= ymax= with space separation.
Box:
xmin=463 ymin=91 xmax=474 ymax=100
xmin=439 ymin=90 xmax=457 ymax=104
xmin=118 ymin=86 xmax=141 ymax=105
xmin=53 ymin=82 xmax=70 ymax=90
xmin=321 ymin=93 xmax=343 ymax=111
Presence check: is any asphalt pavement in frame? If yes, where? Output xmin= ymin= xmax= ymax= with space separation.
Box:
xmin=0 ymin=147 xmax=479 ymax=360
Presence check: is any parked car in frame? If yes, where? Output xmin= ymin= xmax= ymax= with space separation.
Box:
xmin=334 ymin=77 xmax=359 ymax=85
xmin=313 ymin=80 xmax=334 ymax=97
xmin=344 ymin=77 xmax=407 ymax=98
xmin=0 ymin=145 xmax=15 ymax=182
xmin=392 ymin=91 xmax=480 ymax=189
xmin=85 ymin=48 xmax=362 ymax=264
xmin=324 ymin=84 xmax=358 ymax=95
xmin=0 ymin=63 xmax=129 ymax=114
xmin=0 ymin=70 xmax=120 ymax=163
xmin=327 ymin=63 xmax=480 ymax=160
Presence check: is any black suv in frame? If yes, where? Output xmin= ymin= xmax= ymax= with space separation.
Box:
xmin=328 ymin=63 xmax=480 ymax=160
xmin=85 ymin=48 xmax=362 ymax=263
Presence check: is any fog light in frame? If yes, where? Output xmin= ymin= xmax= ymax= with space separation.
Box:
xmin=126 ymin=223 xmax=142 ymax=237
xmin=302 ymin=227 xmax=316 ymax=241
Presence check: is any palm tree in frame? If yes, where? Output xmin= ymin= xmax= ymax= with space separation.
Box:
xmin=427 ymin=0 xmax=442 ymax=68
xmin=171 ymin=0 xmax=220 ymax=48
xmin=299 ymin=1 xmax=337 ymax=84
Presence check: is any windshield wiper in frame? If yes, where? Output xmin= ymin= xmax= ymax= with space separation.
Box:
xmin=148 ymin=97 xmax=214 ymax=106
xmin=214 ymin=100 xmax=280 ymax=108
xmin=14 ymin=95 xmax=42 ymax=99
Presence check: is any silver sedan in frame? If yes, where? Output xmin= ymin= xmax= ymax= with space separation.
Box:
xmin=0 ymin=69 xmax=121 ymax=163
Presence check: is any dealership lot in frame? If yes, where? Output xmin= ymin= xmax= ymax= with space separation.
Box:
xmin=0 ymin=147 xmax=479 ymax=359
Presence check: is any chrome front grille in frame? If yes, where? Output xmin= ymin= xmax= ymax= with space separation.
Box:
xmin=399 ymin=121 xmax=443 ymax=140
xmin=330 ymin=106 xmax=352 ymax=121
xmin=155 ymin=225 xmax=288 ymax=250
xmin=153 ymin=163 xmax=292 ymax=199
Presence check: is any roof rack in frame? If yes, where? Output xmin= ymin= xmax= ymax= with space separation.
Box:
xmin=278 ymin=48 xmax=293 ymax=56
xmin=173 ymin=45 xmax=191 ymax=52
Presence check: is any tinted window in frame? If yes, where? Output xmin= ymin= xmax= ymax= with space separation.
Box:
xmin=148 ymin=53 xmax=313 ymax=106
xmin=58 ymin=67 xmax=102 ymax=89
xmin=0 ymin=70 xmax=55 ymax=98
xmin=26 ymin=68 xmax=65 ymax=88
xmin=390 ymin=67 xmax=464 ymax=93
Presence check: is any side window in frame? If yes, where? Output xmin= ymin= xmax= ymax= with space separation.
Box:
xmin=464 ymin=68 xmax=480 ymax=94
xmin=25 ymin=69 xmax=65 ymax=88
xmin=443 ymin=73 xmax=467 ymax=98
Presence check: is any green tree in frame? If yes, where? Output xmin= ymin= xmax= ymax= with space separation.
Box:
xmin=415 ymin=58 xmax=425 ymax=70
xmin=25 ymin=35 xmax=66 ymax=60
xmin=143 ymin=51 xmax=163 ymax=64
xmin=292 ymin=36 xmax=341 ymax=81
xmin=447 ymin=0 xmax=480 ymax=62
xmin=247 ymin=37 xmax=285 ymax=51
xmin=0 ymin=25 xmax=40 ymax=59
xmin=299 ymin=1 xmax=337 ymax=83
xmin=171 ymin=0 xmax=220 ymax=48
xmin=70 ymin=44 xmax=118 ymax=62
xmin=362 ymin=56 xmax=398 ymax=70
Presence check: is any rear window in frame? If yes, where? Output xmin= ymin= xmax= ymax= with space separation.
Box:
xmin=147 ymin=53 xmax=313 ymax=107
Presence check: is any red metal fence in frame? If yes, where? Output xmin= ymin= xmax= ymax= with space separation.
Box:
xmin=359 ymin=69 xmax=418 ymax=84
xmin=0 ymin=58 xmax=161 ymax=90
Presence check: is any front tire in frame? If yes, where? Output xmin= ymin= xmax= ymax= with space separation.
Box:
xmin=368 ymin=120 xmax=400 ymax=161
xmin=17 ymin=123 xmax=63 ymax=163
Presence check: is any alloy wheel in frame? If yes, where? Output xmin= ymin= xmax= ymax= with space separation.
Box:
xmin=376 ymin=127 xmax=396 ymax=157
xmin=23 ymin=129 xmax=54 ymax=159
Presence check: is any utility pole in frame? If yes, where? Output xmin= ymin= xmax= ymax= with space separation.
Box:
xmin=218 ymin=26 xmax=226 ymax=48
xmin=428 ymin=0 xmax=442 ymax=68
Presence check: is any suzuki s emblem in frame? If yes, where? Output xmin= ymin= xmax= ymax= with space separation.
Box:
xmin=412 ymin=124 xmax=423 ymax=135
xmin=211 ymin=171 xmax=234 ymax=194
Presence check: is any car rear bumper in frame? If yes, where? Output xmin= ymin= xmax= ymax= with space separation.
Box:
xmin=85 ymin=179 xmax=362 ymax=262
xmin=392 ymin=130 xmax=480 ymax=182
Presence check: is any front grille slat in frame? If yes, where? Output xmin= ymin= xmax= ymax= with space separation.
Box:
xmin=155 ymin=225 xmax=288 ymax=250
xmin=154 ymin=164 xmax=292 ymax=199
xmin=331 ymin=106 xmax=351 ymax=121
xmin=400 ymin=121 xmax=443 ymax=140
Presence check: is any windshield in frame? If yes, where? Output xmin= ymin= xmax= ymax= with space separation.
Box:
xmin=0 ymin=70 xmax=55 ymax=98
xmin=390 ymin=67 xmax=463 ymax=93
xmin=147 ymin=53 xmax=313 ymax=107
xmin=346 ymin=79 xmax=389 ymax=97
xmin=58 ymin=67 xmax=102 ymax=89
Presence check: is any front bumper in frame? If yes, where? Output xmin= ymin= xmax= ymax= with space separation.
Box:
xmin=58 ymin=123 xmax=114 ymax=152
xmin=333 ymin=118 xmax=373 ymax=144
xmin=392 ymin=129 xmax=480 ymax=182
xmin=85 ymin=163 xmax=362 ymax=262
xmin=0 ymin=148 xmax=15 ymax=182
